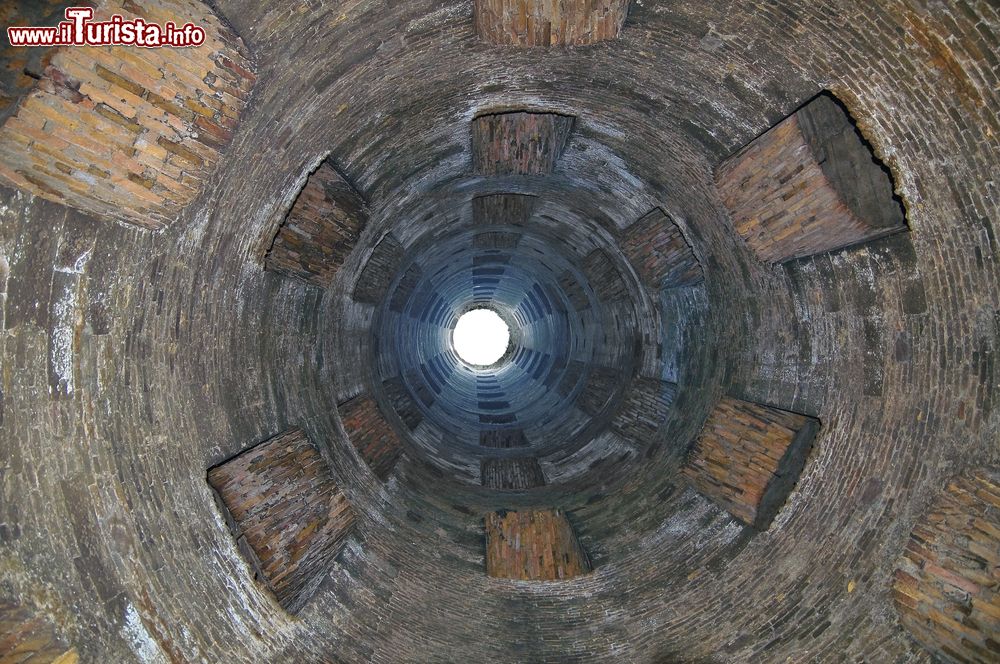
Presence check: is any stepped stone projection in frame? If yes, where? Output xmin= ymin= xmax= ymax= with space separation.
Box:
xmin=264 ymin=161 xmax=367 ymax=286
xmin=206 ymin=429 xmax=356 ymax=613
xmin=473 ymin=0 xmax=630 ymax=46
xmin=0 ymin=0 xmax=997 ymax=661
xmin=485 ymin=509 xmax=592 ymax=580
xmin=577 ymin=366 xmax=620 ymax=416
xmin=381 ymin=375 xmax=424 ymax=430
xmin=716 ymin=93 xmax=907 ymax=263
xmin=683 ymin=397 xmax=819 ymax=529
xmin=892 ymin=471 xmax=1000 ymax=663
xmin=0 ymin=0 xmax=255 ymax=229
xmin=471 ymin=110 xmax=574 ymax=175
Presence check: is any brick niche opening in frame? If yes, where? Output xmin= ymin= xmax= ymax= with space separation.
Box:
xmin=485 ymin=509 xmax=592 ymax=581
xmin=473 ymin=0 xmax=630 ymax=47
xmin=337 ymin=393 xmax=405 ymax=480
xmin=480 ymin=457 xmax=546 ymax=490
xmin=716 ymin=92 xmax=907 ymax=264
xmin=264 ymin=159 xmax=368 ymax=287
xmin=206 ymin=428 xmax=356 ymax=614
xmin=471 ymin=110 xmax=574 ymax=176
xmin=620 ymin=207 xmax=703 ymax=289
xmin=683 ymin=396 xmax=820 ymax=530
xmin=892 ymin=470 xmax=1000 ymax=664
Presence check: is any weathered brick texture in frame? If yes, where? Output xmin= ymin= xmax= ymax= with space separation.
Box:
xmin=620 ymin=208 xmax=703 ymax=289
xmin=471 ymin=111 xmax=574 ymax=175
xmin=485 ymin=509 xmax=592 ymax=580
xmin=472 ymin=193 xmax=535 ymax=249
xmin=716 ymin=93 xmax=906 ymax=264
xmin=381 ymin=376 xmax=423 ymax=431
xmin=264 ymin=161 xmax=367 ymax=287
xmin=473 ymin=193 xmax=537 ymax=226
xmin=557 ymin=269 xmax=589 ymax=311
xmin=337 ymin=393 xmax=404 ymax=480
xmin=0 ymin=0 xmax=255 ymax=230
xmin=611 ymin=377 xmax=677 ymax=445
xmin=892 ymin=471 xmax=1000 ymax=664
xmin=578 ymin=366 xmax=620 ymax=416
xmin=352 ymin=233 xmax=404 ymax=305
xmin=206 ymin=429 xmax=356 ymax=614
xmin=473 ymin=229 xmax=522 ymax=250
xmin=0 ymin=2 xmax=70 ymax=124
xmin=0 ymin=598 xmax=78 ymax=663
xmin=388 ymin=263 xmax=423 ymax=313
xmin=556 ymin=359 xmax=586 ymax=397
xmin=582 ymin=248 xmax=629 ymax=302
xmin=474 ymin=0 xmax=629 ymax=46
xmin=481 ymin=457 xmax=546 ymax=489
xmin=683 ymin=397 xmax=819 ymax=529
xmin=480 ymin=427 xmax=529 ymax=448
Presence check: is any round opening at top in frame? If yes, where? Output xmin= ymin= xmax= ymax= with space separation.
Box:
xmin=452 ymin=309 xmax=511 ymax=367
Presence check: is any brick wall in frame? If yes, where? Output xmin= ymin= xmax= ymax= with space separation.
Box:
xmin=206 ymin=429 xmax=356 ymax=614
xmin=578 ymin=366 xmax=620 ymax=416
xmin=557 ymin=269 xmax=589 ymax=311
xmin=387 ymin=263 xmax=423 ymax=313
xmin=556 ymin=359 xmax=586 ymax=397
xmin=473 ymin=193 xmax=537 ymax=226
xmin=715 ymin=93 xmax=906 ymax=264
xmin=480 ymin=427 xmax=529 ymax=448
xmin=471 ymin=111 xmax=574 ymax=175
xmin=3 ymin=0 xmax=996 ymax=660
xmin=582 ymin=248 xmax=629 ymax=302
xmin=0 ymin=2 xmax=71 ymax=124
xmin=352 ymin=233 xmax=404 ymax=305
xmin=264 ymin=161 xmax=367 ymax=287
xmin=620 ymin=208 xmax=703 ymax=289
xmin=337 ymin=393 xmax=404 ymax=480
xmin=683 ymin=397 xmax=819 ymax=529
xmin=472 ymin=193 xmax=535 ymax=249
xmin=481 ymin=457 xmax=546 ymax=489
xmin=381 ymin=376 xmax=423 ymax=430
xmin=0 ymin=598 xmax=77 ymax=663
xmin=892 ymin=471 xmax=1000 ymax=663
xmin=611 ymin=377 xmax=677 ymax=445
xmin=485 ymin=509 xmax=592 ymax=580
xmin=0 ymin=0 xmax=255 ymax=230
xmin=474 ymin=0 xmax=630 ymax=46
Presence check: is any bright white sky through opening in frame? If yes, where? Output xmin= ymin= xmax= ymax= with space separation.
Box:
xmin=453 ymin=309 xmax=510 ymax=366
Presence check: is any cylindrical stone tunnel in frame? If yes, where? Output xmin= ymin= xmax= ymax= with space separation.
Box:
xmin=0 ymin=1 xmax=997 ymax=663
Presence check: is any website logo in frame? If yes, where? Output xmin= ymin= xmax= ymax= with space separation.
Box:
xmin=7 ymin=7 xmax=206 ymax=48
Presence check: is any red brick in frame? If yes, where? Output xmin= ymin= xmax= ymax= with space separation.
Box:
xmin=893 ymin=471 xmax=1000 ymax=664
xmin=337 ymin=394 xmax=404 ymax=481
xmin=265 ymin=161 xmax=368 ymax=287
xmin=207 ymin=429 xmax=356 ymax=614
xmin=683 ymin=397 xmax=818 ymax=529
xmin=474 ymin=0 xmax=630 ymax=46
xmin=485 ymin=509 xmax=591 ymax=580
